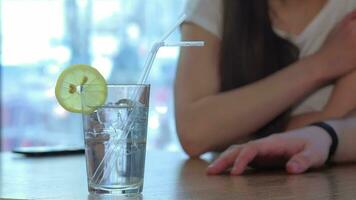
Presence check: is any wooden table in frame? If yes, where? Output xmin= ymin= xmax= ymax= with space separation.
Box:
xmin=1 ymin=151 xmax=356 ymax=200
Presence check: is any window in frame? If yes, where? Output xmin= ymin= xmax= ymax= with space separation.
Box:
xmin=1 ymin=0 xmax=186 ymax=152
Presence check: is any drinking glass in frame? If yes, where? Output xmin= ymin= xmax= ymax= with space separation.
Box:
xmin=82 ymin=84 xmax=150 ymax=194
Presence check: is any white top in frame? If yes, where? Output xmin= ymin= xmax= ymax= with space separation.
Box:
xmin=184 ymin=0 xmax=356 ymax=115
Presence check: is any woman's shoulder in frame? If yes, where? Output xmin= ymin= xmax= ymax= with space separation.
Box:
xmin=184 ymin=0 xmax=223 ymax=38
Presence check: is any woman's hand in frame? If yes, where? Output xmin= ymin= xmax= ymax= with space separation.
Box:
xmin=206 ymin=126 xmax=332 ymax=175
xmin=316 ymin=10 xmax=356 ymax=80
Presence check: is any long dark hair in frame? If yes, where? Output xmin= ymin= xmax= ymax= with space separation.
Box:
xmin=220 ymin=1 xmax=299 ymax=137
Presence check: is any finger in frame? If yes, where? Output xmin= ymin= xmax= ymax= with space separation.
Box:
xmin=286 ymin=149 xmax=316 ymax=174
xmin=230 ymin=145 xmax=258 ymax=175
xmin=206 ymin=146 xmax=242 ymax=175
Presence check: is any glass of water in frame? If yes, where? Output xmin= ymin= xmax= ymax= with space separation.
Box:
xmin=81 ymin=84 xmax=150 ymax=194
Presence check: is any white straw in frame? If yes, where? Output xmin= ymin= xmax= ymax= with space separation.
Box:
xmin=158 ymin=14 xmax=186 ymax=42
xmin=164 ymin=41 xmax=205 ymax=47
xmin=138 ymin=41 xmax=204 ymax=85
xmin=137 ymin=42 xmax=162 ymax=85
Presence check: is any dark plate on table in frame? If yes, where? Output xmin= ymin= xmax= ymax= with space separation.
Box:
xmin=12 ymin=146 xmax=85 ymax=157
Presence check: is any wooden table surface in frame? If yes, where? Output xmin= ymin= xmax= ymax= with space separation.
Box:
xmin=1 ymin=150 xmax=356 ymax=200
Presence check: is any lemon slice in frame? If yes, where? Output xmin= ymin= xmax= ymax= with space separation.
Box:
xmin=55 ymin=64 xmax=107 ymax=114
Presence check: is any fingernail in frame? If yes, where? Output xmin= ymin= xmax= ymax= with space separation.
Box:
xmin=290 ymin=162 xmax=301 ymax=173
xmin=230 ymin=168 xmax=240 ymax=176
xmin=206 ymin=165 xmax=216 ymax=175
xmin=207 ymin=163 xmax=215 ymax=168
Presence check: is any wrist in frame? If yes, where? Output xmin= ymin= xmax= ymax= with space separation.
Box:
xmin=306 ymin=53 xmax=334 ymax=84
xmin=297 ymin=53 xmax=331 ymax=88
xmin=322 ymin=120 xmax=343 ymax=162
xmin=310 ymin=122 xmax=339 ymax=164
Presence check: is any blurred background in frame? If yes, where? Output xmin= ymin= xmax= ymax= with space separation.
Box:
xmin=0 ymin=0 xmax=187 ymax=152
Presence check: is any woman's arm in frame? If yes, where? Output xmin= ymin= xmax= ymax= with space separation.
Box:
xmin=176 ymin=13 xmax=356 ymax=157
xmin=286 ymin=10 xmax=356 ymax=130
xmin=206 ymin=117 xmax=356 ymax=175
xmin=286 ymin=69 xmax=356 ymax=130
xmin=175 ymin=24 xmax=323 ymax=157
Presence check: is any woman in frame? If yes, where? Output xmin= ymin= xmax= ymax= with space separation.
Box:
xmin=175 ymin=0 xmax=356 ymax=174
